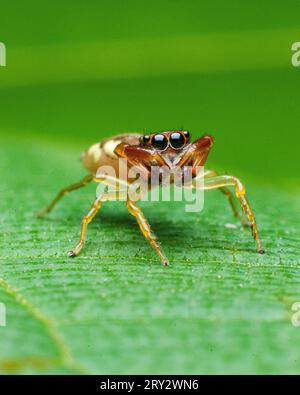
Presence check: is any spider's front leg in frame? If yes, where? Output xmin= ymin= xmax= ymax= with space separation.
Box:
xmin=179 ymin=135 xmax=264 ymax=253
xmin=68 ymin=187 xmax=128 ymax=257
xmin=205 ymin=175 xmax=264 ymax=253
xmin=115 ymin=142 xmax=169 ymax=265
xmin=204 ymin=169 xmax=249 ymax=227
xmin=195 ymin=173 xmax=264 ymax=254
xmin=126 ymin=198 xmax=169 ymax=266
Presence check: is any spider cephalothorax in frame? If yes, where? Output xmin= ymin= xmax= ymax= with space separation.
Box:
xmin=115 ymin=131 xmax=214 ymax=174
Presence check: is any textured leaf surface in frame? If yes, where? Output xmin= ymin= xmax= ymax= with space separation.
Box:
xmin=0 ymin=139 xmax=299 ymax=374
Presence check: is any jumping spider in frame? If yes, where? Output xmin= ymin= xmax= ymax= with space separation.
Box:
xmin=38 ymin=130 xmax=264 ymax=265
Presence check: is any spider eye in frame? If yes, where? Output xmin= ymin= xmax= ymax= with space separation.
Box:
xmin=183 ymin=131 xmax=190 ymax=139
xmin=142 ymin=135 xmax=151 ymax=145
xmin=152 ymin=134 xmax=168 ymax=150
xmin=170 ymin=132 xmax=185 ymax=149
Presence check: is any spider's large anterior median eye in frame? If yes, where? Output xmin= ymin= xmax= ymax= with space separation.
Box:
xmin=152 ymin=134 xmax=168 ymax=150
xmin=169 ymin=132 xmax=185 ymax=149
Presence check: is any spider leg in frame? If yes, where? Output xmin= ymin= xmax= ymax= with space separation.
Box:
xmin=37 ymin=174 xmax=93 ymax=218
xmin=204 ymin=169 xmax=249 ymax=227
xmin=126 ymin=199 xmax=169 ymax=266
xmin=194 ymin=174 xmax=264 ymax=254
xmin=112 ymin=151 xmax=169 ymax=265
xmin=68 ymin=188 xmax=128 ymax=257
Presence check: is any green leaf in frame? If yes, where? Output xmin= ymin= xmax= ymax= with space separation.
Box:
xmin=0 ymin=138 xmax=299 ymax=374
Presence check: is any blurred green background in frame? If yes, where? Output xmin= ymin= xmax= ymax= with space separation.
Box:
xmin=0 ymin=0 xmax=300 ymax=374
xmin=1 ymin=0 xmax=300 ymax=181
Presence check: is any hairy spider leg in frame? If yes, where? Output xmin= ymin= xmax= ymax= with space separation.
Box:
xmin=126 ymin=198 xmax=169 ymax=266
xmin=68 ymin=188 xmax=128 ymax=257
xmin=193 ymin=173 xmax=264 ymax=253
xmin=37 ymin=174 xmax=94 ymax=218
xmin=204 ymin=170 xmax=249 ymax=227
xmin=63 ymin=173 xmax=168 ymax=264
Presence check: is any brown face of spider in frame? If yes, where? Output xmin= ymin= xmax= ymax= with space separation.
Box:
xmin=140 ymin=130 xmax=191 ymax=152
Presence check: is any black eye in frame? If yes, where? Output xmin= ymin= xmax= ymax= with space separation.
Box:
xmin=170 ymin=132 xmax=185 ymax=149
xmin=152 ymin=134 xmax=168 ymax=150
xmin=142 ymin=135 xmax=151 ymax=145
xmin=183 ymin=131 xmax=190 ymax=139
